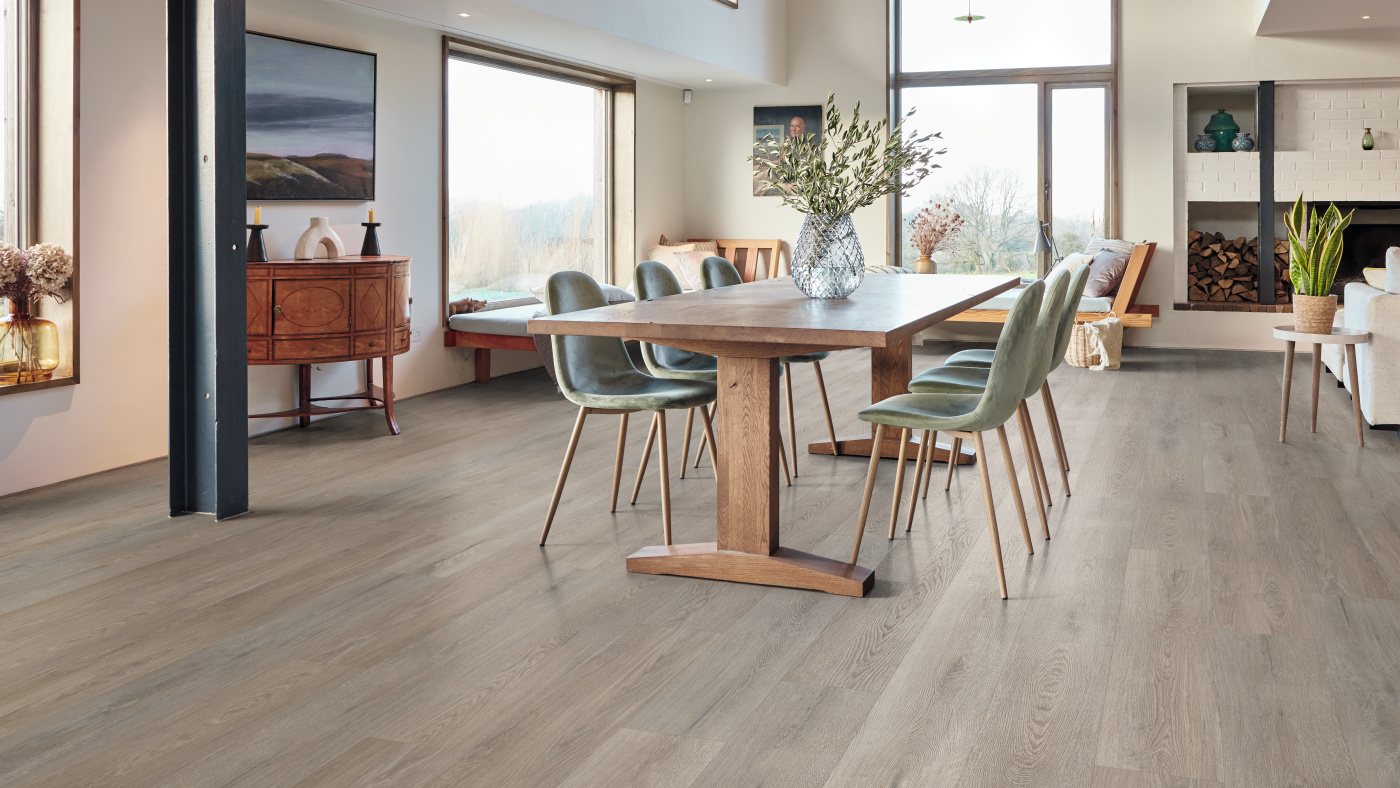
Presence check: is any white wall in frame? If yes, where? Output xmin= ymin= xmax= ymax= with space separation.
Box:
xmin=682 ymin=0 xmax=890 ymax=267
xmin=634 ymin=79 xmax=688 ymax=282
xmin=0 ymin=0 xmax=168 ymax=499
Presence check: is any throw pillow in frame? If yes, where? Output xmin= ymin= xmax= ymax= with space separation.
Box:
xmin=1084 ymin=235 xmax=1136 ymax=256
xmin=528 ymin=279 xmax=636 ymax=306
xmin=865 ymin=264 xmax=915 ymax=274
xmin=1364 ymin=268 xmax=1386 ymax=290
xmin=1387 ymin=246 xmax=1400 ymax=294
xmin=658 ymin=235 xmax=719 ymax=254
xmin=1084 ymin=249 xmax=1131 ymax=298
xmin=1049 ymin=252 xmax=1095 ymax=279
xmin=672 ymin=250 xmax=721 ymax=290
xmin=646 ymin=242 xmax=699 ymax=284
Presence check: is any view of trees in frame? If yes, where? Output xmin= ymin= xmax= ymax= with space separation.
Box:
xmin=446 ymin=195 xmax=599 ymax=302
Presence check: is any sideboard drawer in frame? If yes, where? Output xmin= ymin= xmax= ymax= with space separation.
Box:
xmin=355 ymin=334 xmax=390 ymax=355
xmin=394 ymin=328 xmax=410 ymax=353
xmin=247 ymin=338 xmax=269 ymax=361
xmin=273 ymin=337 xmax=350 ymax=361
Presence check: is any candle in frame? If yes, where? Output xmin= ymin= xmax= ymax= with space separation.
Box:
xmin=254 ymin=206 xmax=261 ymax=225
xmin=368 ymin=208 xmax=375 ymax=223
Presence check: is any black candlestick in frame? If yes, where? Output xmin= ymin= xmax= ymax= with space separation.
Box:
xmin=360 ymin=222 xmax=381 ymax=256
xmin=246 ymin=224 xmax=269 ymax=263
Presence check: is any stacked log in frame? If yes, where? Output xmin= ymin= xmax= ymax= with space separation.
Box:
xmin=1186 ymin=231 xmax=1291 ymax=304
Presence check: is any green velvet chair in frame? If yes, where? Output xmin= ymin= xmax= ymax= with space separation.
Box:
xmin=539 ymin=271 xmax=718 ymax=548
xmin=901 ymin=268 xmax=1069 ymax=541
xmin=937 ymin=263 xmax=1091 ymax=498
xmin=631 ymin=261 xmax=791 ymax=487
xmin=698 ymin=256 xmax=841 ymax=476
xmin=850 ymin=280 xmax=1045 ymax=599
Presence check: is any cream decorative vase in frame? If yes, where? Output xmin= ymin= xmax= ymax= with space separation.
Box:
xmin=1293 ymin=293 xmax=1338 ymax=335
xmin=294 ymin=217 xmax=347 ymax=260
xmin=913 ymin=254 xmax=936 ymax=274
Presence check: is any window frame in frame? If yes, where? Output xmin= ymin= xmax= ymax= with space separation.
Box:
xmin=439 ymin=36 xmax=635 ymax=325
xmin=888 ymin=0 xmax=1119 ymax=275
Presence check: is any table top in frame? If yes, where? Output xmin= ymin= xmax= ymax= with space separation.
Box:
xmin=1273 ymin=325 xmax=1370 ymax=344
xmin=528 ymin=274 xmax=1020 ymax=349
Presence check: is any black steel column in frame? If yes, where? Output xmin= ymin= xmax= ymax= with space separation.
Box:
xmin=1258 ymin=81 xmax=1276 ymax=305
xmin=168 ymin=0 xmax=248 ymax=519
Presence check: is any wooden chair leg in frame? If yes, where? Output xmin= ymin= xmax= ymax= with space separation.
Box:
xmin=679 ymin=407 xmax=695 ymax=480
xmin=906 ymin=430 xmax=932 ymax=531
xmin=698 ymin=404 xmax=719 ymax=475
xmin=695 ymin=403 xmax=717 ymax=468
xmin=851 ymin=423 xmax=887 ymax=564
xmin=972 ymin=431 xmax=1009 ymax=599
xmin=944 ymin=437 xmax=962 ymax=491
xmin=887 ymin=427 xmax=912 ymax=540
xmin=1016 ymin=403 xmax=1051 ymax=540
xmin=784 ymin=363 xmax=799 ymax=476
xmin=610 ymin=413 xmax=629 ymax=513
xmin=813 ymin=361 xmax=840 ymax=456
xmin=631 ymin=412 xmax=659 ymax=505
xmin=921 ymin=430 xmax=939 ymax=499
xmin=1041 ymin=381 xmax=1070 ymax=473
xmin=1040 ymin=384 xmax=1071 ymax=496
xmin=777 ymin=425 xmax=792 ymax=487
xmin=541 ymin=407 xmax=588 ymax=545
xmin=997 ymin=424 xmax=1034 ymax=555
xmin=1022 ymin=403 xmax=1054 ymax=506
xmin=656 ymin=410 xmax=672 ymax=545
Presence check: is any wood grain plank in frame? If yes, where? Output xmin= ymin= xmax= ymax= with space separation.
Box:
xmin=289 ymin=737 xmax=458 ymax=788
xmin=1017 ymin=518 xmax=1134 ymax=646
xmin=1089 ymin=765 xmax=1219 ymax=787
xmin=1095 ymin=549 xmax=1222 ymax=783
xmin=1207 ymin=494 xmax=1312 ymax=638
xmin=556 ymin=727 xmax=724 ymax=788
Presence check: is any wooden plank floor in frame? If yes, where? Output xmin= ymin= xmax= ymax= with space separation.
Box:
xmin=2 ymin=344 xmax=1399 ymax=787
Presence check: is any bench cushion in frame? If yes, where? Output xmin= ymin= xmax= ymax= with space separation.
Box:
xmin=447 ymin=304 xmax=545 ymax=337
xmin=974 ymin=290 xmax=1113 ymax=314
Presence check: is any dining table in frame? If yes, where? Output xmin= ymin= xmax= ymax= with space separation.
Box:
xmin=528 ymin=273 xmax=1021 ymax=596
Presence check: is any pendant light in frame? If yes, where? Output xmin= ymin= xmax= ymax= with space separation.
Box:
xmin=953 ymin=0 xmax=985 ymax=23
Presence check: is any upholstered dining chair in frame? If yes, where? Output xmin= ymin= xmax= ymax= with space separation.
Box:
xmin=850 ymin=280 xmax=1045 ymax=599
xmin=903 ymin=268 xmax=1071 ymax=539
xmin=941 ymin=263 xmax=1091 ymax=499
xmin=698 ymin=256 xmax=841 ymax=476
xmin=539 ymin=271 xmax=718 ymax=547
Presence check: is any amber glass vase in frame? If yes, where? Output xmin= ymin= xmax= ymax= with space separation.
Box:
xmin=0 ymin=300 xmax=60 ymax=385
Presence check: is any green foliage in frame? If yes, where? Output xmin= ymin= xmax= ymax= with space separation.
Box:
xmin=749 ymin=94 xmax=945 ymax=216
xmin=1283 ymin=193 xmax=1354 ymax=297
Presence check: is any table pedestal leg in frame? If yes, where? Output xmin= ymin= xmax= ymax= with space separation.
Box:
xmin=1311 ymin=343 xmax=1322 ymax=433
xmin=1346 ymin=343 xmax=1364 ymax=447
xmin=806 ymin=339 xmax=975 ymax=466
xmin=627 ymin=355 xmax=874 ymax=596
xmin=1280 ymin=340 xmax=1294 ymax=442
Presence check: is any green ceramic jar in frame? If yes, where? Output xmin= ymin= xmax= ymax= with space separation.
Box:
xmin=1205 ymin=109 xmax=1240 ymax=153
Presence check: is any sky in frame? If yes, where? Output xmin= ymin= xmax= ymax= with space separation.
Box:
xmin=246 ymin=34 xmax=376 ymax=160
xmin=446 ymin=58 xmax=599 ymax=210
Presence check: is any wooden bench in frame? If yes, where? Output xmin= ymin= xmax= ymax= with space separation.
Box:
xmin=688 ymin=239 xmax=784 ymax=282
xmin=944 ymin=242 xmax=1159 ymax=328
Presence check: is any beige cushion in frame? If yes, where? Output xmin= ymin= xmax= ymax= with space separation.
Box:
xmin=1049 ymin=252 xmax=1094 ymax=279
xmin=1365 ymin=268 xmax=1387 ymax=290
xmin=1387 ymin=246 xmax=1400 ymax=293
xmin=646 ymin=239 xmax=719 ymax=286
xmin=1084 ymin=249 xmax=1130 ymax=298
xmin=1084 ymin=235 xmax=1135 ymax=256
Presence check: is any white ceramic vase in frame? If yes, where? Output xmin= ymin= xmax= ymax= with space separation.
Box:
xmin=294 ymin=217 xmax=346 ymax=260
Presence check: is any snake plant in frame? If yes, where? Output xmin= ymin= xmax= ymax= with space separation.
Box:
xmin=1284 ymin=193 xmax=1354 ymax=297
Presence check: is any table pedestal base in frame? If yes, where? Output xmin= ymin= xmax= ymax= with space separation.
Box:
xmin=807 ymin=434 xmax=977 ymax=464
xmin=626 ymin=543 xmax=874 ymax=597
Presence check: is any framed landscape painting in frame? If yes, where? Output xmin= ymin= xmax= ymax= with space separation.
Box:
xmin=246 ymin=33 xmax=376 ymax=201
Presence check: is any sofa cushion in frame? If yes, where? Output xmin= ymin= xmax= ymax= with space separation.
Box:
xmin=1084 ymin=249 xmax=1131 ymax=298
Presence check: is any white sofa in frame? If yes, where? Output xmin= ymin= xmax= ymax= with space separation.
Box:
xmin=1322 ymin=281 xmax=1400 ymax=427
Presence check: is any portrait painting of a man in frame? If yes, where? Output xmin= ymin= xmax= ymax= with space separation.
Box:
xmin=752 ymin=104 xmax=822 ymax=196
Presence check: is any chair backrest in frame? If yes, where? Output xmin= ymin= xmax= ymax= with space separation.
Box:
xmin=634 ymin=261 xmax=711 ymax=372
xmin=700 ymin=256 xmax=744 ymax=289
xmin=545 ymin=271 xmax=639 ymax=404
xmin=972 ymin=280 xmax=1045 ymax=427
xmin=689 ymin=239 xmax=783 ymax=282
xmin=1022 ymin=268 xmax=1072 ymax=397
xmin=1049 ymin=263 xmax=1093 ymax=373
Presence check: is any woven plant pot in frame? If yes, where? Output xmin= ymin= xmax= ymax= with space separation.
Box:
xmin=1293 ymin=293 xmax=1338 ymax=335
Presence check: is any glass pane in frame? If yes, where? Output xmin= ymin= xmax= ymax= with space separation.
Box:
xmin=1050 ymin=86 xmax=1106 ymax=257
xmin=900 ymin=0 xmax=1111 ymax=73
xmin=900 ymin=83 xmax=1040 ymax=276
xmin=0 ymin=0 xmax=8 ymax=243
xmin=446 ymin=59 xmax=606 ymax=303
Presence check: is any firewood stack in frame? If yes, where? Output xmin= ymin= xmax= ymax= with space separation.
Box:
xmin=1186 ymin=231 xmax=1291 ymax=304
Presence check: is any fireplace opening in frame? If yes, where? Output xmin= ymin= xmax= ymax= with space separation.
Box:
xmin=1315 ymin=201 xmax=1400 ymax=302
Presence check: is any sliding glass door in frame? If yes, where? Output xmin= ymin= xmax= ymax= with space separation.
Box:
xmin=445 ymin=57 xmax=610 ymax=303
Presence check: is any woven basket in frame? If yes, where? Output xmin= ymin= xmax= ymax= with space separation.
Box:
xmin=1065 ymin=312 xmax=1124 ymax=370
xmin=1065 ymin=321 xmax=1100 ymax=368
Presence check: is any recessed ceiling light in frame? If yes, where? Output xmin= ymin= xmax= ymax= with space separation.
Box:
xmin=1363 ymin=15 xmax=1371 ymax=18
xmin=705 ymin=78 xmax=713 ymax=82
xmin=458 ymin=12 xmax=471 ymax=17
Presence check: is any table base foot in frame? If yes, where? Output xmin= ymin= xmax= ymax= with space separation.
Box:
xmin=808 ymin=434 xmax=977 ymax=464
xmin=626 ymin=543 xmax=874 ymax=597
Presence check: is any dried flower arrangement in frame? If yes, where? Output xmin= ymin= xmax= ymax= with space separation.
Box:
xmin=1 ymin=241 xmax=74 ymax=385
xmin=909 ymin=202 xmax=963 ymax=258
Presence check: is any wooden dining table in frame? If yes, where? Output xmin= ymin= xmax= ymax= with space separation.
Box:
xmin=528 ymin=273 xmax=1020 ymax=596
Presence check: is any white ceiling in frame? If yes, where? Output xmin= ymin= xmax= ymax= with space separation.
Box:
xmin=319 ymin=0 xmax=784 ymax=89
xmin=1256 ymin=0 xmax=1400 ymax=36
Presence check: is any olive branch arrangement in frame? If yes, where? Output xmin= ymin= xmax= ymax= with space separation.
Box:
xmin=749 ymin=93 xmax=946 ymax=216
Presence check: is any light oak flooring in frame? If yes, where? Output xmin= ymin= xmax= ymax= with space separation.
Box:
xmin=2 ymin=344 xmax=1399 ymax=787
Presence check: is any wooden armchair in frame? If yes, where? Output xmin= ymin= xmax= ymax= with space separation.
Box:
xmin=689 ymin=239 xmax=784 ymax=283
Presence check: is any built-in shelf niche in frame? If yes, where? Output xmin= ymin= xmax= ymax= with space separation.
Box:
xmin=1185 ymin=84 xmax=1258 ymax=154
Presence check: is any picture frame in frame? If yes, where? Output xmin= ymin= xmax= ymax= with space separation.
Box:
xmin=752 ymin=104 xmax=822 ymax=196
xmin=246 ymin=32 xmax=377 ymax=201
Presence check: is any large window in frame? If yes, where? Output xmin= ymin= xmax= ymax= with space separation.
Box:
xmin=893 ymin=0 xmax=1116 ymax=276
xmin=444 ymin=48 xmax=618 ymax=305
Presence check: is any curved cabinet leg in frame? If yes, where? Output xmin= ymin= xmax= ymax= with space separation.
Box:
xmin=382 ymin=355 xmax=400 ymax=435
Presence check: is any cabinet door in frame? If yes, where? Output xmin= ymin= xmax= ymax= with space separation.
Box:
xmin=354 ymin=276 xmax=389 ymax=332
xmin=273 ymin=278 xmax=352 ymax=336
xmin=392 ymin=268 xmax=411 ymax=329
xmin=247 ymin=279 xmax=271 ymax=337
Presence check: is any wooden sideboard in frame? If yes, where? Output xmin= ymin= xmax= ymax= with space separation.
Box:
xmin=247 ymin=255 xmax=411 ymax=435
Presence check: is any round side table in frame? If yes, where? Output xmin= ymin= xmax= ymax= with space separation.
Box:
xmin=1273 ymin=325 xmax=1370 ymax=446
